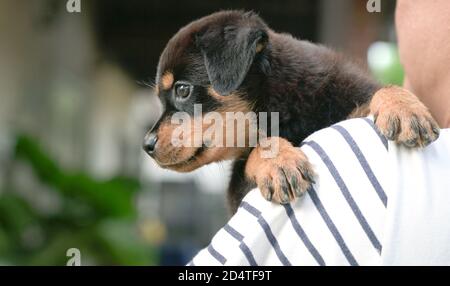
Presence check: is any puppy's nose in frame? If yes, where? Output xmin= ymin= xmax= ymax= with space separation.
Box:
xmin=143 ymin=132 xmax=158 ymax=155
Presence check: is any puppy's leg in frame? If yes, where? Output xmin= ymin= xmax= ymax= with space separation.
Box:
xmin=370 ymin=86 xmax=440 ymax=147
xmin=227 ymin=159 xmax=257 ymax=214
xmin=245 ymin=137 xmax=314 ymax=204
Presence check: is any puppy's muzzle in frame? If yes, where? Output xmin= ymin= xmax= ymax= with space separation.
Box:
xmin=143 ymin=131 xmax=158 ymax=156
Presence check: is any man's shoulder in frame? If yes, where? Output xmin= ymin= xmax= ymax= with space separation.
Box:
xmin=190 ymin=117 xmax=391 ymax=266
xmin=299 ymin=116 xmax=390 ymax=205
xmin=302 ymin=117 xmax=388 ymax=151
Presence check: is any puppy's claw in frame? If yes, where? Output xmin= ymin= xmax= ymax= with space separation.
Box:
xmin=299 ymin=166 xmax=315 ymax=184
xmin=289 ymin=174 xmax=303 ymax=198
xmin=404 ymin=138 xmax=417 ymax=148
xmin=290 ymin=176 xmax=305 ymax=198
xmin=278 ymin=171 xmax=291 ymax=204
xmin=281 ymin=188 xmax=290 ymax=204
xmin=432 ymin=126 xmax=440 ymax=137
xmin=263 ymin=179 xmax=274 ymax=201
xmin=386 ymin=116 xmax=400 ymax=140
xmin=266 ymin=188 xmax=273 ymax=201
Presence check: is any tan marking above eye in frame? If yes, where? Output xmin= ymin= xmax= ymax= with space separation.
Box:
xmin=207 ymin=86 xmax=254 ymax=113
xmin=207 ymin=86 xmax=222 ymax=98
xmin=161 ymin=71 xmax=174 ymax=90
xmin=256 ymin=42 xmax=265 ymax=53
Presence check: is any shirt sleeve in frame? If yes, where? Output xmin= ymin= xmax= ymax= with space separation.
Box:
xmin=188 ymin=117 xmax=390 ymax=266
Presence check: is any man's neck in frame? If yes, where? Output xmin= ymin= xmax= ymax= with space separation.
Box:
xmin=404 ymin=78 xmax=450 ymax=129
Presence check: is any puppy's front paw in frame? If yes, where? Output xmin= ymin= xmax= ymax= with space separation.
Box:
xmin=245 ymin=137 xmax=315 ymax=204
xmin=370 ymin=86 xmax=440 ymax=148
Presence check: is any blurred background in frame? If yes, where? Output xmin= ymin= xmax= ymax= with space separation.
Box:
xmin=0 ymin=0 xmax=403 ymax=265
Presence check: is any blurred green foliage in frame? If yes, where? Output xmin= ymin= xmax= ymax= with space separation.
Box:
xmin=368 ymin=42 xmax=405 ymax=86
xmin=0 ymin=135 xmax=157 ymax=265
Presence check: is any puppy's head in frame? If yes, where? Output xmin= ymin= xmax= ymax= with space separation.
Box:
xmin=143 ymin=11 xmax=270 ymax=172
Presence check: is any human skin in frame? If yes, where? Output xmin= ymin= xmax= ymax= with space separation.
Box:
xmin=396 ymin=0 xmax=450 ymax=128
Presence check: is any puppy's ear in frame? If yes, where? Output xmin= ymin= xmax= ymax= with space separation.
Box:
xmin=196 ymin=25 xmax=268 ymax=95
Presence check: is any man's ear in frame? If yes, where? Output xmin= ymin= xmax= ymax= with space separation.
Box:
xmin=196 ymin=25 xmax=268 ymax=95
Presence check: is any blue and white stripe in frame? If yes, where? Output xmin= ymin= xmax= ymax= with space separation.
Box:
xmin=191 ymin=117 xmax=390 ymax=266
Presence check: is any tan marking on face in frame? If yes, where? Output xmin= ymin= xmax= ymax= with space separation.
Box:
xmin=161 ymin=71 xmax=174 ymax=90
xmin=172 ymin=147 xmax=247 ymax=172
xmin=151 ymin=120 xmax=198 ymax=167
xmin=151 ymin=115 xmax=248 ymax=172
xmin=207 ymin=86 xmax=258 ymax=148
xmin=149 ymin=86 xmax=258 ymax=172
xmin=207 ymin=87 xmax=254 ymax=113
xmin=256 ymin=42 xmax=265 ymax=53
xmin=207 ymin=87 xmax=222 ymax=98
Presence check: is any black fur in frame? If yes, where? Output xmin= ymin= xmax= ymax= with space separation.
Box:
xmin=152 ymin=10 xmax=381 ymax=213
xmin=195 ymin=12 xmax=269 ymax=95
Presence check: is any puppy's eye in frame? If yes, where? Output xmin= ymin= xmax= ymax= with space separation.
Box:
xmin=175 ymin=83 xmax=192 ymax=99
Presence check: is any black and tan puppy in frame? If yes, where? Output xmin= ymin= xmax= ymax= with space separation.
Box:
xmin=143 ymin=11 xmax=439 ymax=214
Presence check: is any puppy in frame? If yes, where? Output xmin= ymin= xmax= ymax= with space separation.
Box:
xmin=143 ymin=11 xmax=439 ymax=214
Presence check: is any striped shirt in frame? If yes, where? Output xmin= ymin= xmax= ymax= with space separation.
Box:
xmin=189 ymin=117 xmax=450 ymax=266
